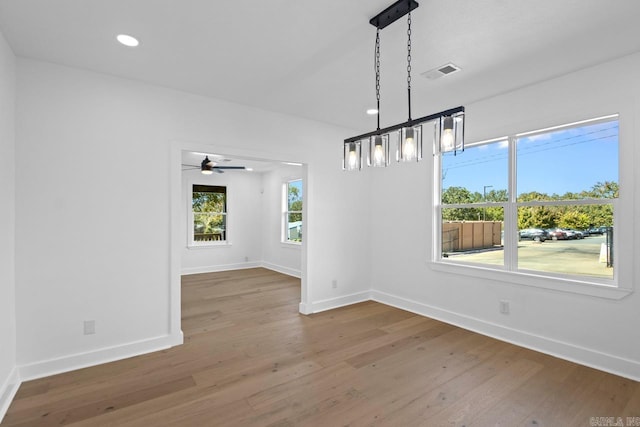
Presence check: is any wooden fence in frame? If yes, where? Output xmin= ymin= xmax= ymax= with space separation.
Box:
xmin=442 ymin=221 xmax=502 ymax=252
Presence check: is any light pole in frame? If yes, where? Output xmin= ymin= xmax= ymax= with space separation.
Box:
xmin=483 ymin=185 xmax=493 ymax=221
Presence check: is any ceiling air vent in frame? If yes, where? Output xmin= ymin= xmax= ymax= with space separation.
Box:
xmin=421 ymin=63 xmax=461 ymax=80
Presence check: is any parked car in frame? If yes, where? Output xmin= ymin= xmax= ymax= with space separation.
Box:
xmin=519 ymin=228 xmax=548 ymax=242
xmin=587 ymin=226 xmax=608 ymax=235
xmin=567 ymin=229 xmax=585 ymax=239
xmin=545 ymin=229 xmax=568 ymax=240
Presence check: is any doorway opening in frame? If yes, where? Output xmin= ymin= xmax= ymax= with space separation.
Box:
xmin=169 ymin=143 xmax=309 ymax=341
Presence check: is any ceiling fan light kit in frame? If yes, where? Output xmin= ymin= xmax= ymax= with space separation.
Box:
xmin=343 ymin=0 xmax=465 ymax=171
xmin=201 ymin=156 xmax=214 ymax=174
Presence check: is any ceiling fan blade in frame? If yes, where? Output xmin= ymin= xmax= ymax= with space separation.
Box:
xmin=181 ymin=164 xmax=200 ymax=171
xmin=213 ymin=166 xmax=246 ymax=170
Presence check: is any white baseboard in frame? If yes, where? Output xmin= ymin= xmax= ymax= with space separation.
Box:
xmin=371 ymin=290 xmax=640 ymax=382
xmin=19 ymin=332 xmax=183 ymax=382
xmin=0 ymin=367 xmax=20 ymax=423
xmin=298 ymin=302 xmax=312 ymax=315
xmin=261 ymin=261 xmax=301 ymax=278
xmin=306 ymin=291 xmax=371 ymax=314
xmin=182 ymin=261 xmax=301 ymax=279
xmin=181 ymin=262 xmax=261 ymax=275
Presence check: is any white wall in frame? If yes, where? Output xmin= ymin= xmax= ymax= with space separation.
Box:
xmin=14 ymin=58 xmax=371 ymax=378
xmin=261 ymin=165 xmax=304 ymax=277
xmin=370 ymin=53 xmax=640 ymax=380
xmin=181 ymin=169 xmax=264 ymax=274
xmin=0 ymin=29 xmax=18 ymax=418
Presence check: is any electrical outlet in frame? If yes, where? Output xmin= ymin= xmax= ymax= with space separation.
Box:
xmin=499 ymin=300 xmax=510 ymax=315
xmin=84 ymin=320 xmax=95 ymax=335
xmin=332 ymin=279 xmax=338 ymax=289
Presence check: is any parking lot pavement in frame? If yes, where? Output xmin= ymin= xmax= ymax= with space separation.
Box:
xmin=447 ymin=236 xmax=613 ymax=278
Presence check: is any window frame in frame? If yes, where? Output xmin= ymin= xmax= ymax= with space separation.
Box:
xmin=282 ymin=178 xmax=303 ymax=245
xmin=431 ymin=114 xmax=631 ymax=299
xmin=188 ymin=183 xmax=229 ymax=248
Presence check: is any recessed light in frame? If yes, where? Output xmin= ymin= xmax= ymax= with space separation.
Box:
xmin=283 ymin=162 xmax=303 ymax=166
xmin=117 ymin=34 xmax=139 ymax=47
xmin=366 ymin=108 xmax=378 ymax=115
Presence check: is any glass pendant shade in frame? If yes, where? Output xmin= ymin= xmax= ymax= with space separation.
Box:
xmin=368 ymin=134 xmax=389 ymax=167
xmin=343 ymin=141 xmax=362 ymax=171
xmin=439 ymin=112 xmax=465 ymax=153
xmin=397 ymin=125 xmax=422 ymax=162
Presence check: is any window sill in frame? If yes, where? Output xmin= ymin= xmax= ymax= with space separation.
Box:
xmin=429 ymin=260 xmax=632 ymax=300
xmin=187 ymin=242 xmax=232 ymax=250
xmin=281 ymin=241 xmax=302 ymax=249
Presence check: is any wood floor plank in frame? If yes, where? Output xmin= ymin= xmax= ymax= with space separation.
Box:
xmin=3 ymin=267 xmax=638 ymax=426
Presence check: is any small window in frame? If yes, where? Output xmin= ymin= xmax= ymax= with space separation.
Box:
xmin=283 ymin=179 xmax=303 ymax=243
xmin=192 ymin=184 xmax=227 ymax=244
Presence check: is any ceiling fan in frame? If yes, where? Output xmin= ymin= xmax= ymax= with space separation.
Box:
xmin=182 ymin=156 xmax=247 ymax=174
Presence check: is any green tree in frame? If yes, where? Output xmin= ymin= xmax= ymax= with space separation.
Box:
xmin=517 ymin=191 xmax=553 ymax=202
xmin=193 ymin=190 xmax=226 ymax=236
xmin=585 ymin=181 xmax=619 ymax=199
xmin=287 ymin=184 xmax=303 ymax=222
xmin=557 ymin=210 xmax=591 ymax=229
xmin=517 ymin=205 xmax=557 ymax=229
xmin=442 ymin=186 xmax=482 ymax=221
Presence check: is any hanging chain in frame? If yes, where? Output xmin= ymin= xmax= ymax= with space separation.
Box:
xmin=375 ymin=28 xmax=381 ymax=130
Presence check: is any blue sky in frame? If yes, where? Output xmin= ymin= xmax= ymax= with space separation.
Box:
xmin=442 ymin=120 xmax=619 ymax=197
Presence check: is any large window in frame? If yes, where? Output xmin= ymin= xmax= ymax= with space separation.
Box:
xmin=283 ymin=179 xmax=303 ymax=243
xmin=437 ymin=115 xmax=619 ymax=283
xmin=192 ymin=184 xmax=227 ymax=244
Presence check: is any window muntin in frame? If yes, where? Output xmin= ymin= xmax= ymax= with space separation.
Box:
xmin=192 ymin=184 xmax=227 ymax=243
xmin=437 ymin=115 xmax=618 ymax=284
xmin=284 ymin=179 xmax=303 ymax=243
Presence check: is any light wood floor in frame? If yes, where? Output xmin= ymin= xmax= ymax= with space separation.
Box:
xmin=3 ymin=268 xmax=639 ymax=426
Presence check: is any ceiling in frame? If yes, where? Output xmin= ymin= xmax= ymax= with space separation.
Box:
xmin=2 ymin=0 xmax=640 ymax=134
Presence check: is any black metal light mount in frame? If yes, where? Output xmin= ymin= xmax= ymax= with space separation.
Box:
xmin=369 ymin=0 xmax=419 ymax=29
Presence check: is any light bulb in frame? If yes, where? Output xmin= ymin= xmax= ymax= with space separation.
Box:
xmin=201 ymin=169 xmax=213 ymax=175
xmin=441 ymin=117 xmax=455 ymax=152
xmin=441 ymin=129 xmax=454 ymax=151
xmin=349 ymin=150 xmax=357 ymax=169
xmin=371 ymin=135 xmax=386 ymax=167
xmin=373 ymin=143 xmax=383 ymax=165
xmin=344 ymin=142 xmax=360 ymax=171
xmin=403 ymin=128 xmax=415 ymax=161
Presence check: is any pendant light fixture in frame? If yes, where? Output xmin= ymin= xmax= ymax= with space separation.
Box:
xmin=343 ymin=141 xmax=362 ymax=171
xmin=438 ymin=111 xmax=465 ymax=154
xmin=343 ymin=0 xmax=465 ymax=171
